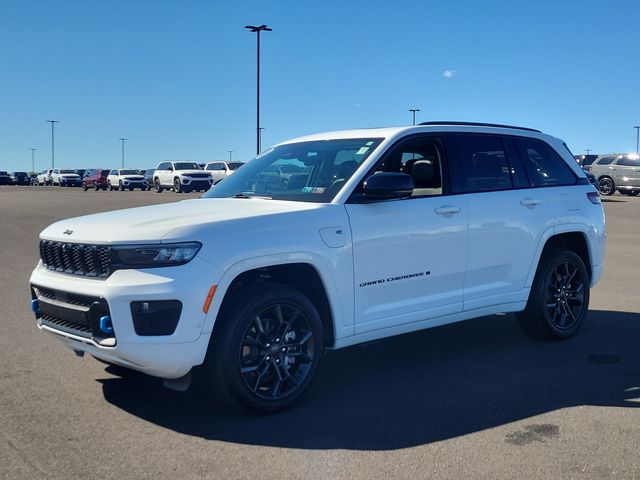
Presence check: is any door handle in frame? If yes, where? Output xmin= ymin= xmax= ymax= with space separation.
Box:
xmin=435 ymin=206 xmax=461 ymax=215
xmin=520 ymin=198 xmax=541 ymax=206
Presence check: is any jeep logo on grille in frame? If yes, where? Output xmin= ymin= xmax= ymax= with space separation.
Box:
xmin=63 ymin=229 xmax=73 ymax=235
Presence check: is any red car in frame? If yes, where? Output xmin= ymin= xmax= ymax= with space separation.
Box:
xmin=81 ymin=169 xmax=109 ymax=191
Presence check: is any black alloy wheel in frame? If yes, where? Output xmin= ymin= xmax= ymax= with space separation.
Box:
xmin=517 ymin=250 xmax=590 ymax=339
xmin=543 ymin=258 xmax=587 ymax=332
xmin=238 ymin=303 xmax=316 ymax=402
xmin=598 ymin=177 xmax=615 ymax=196
xmin=204 ymin=283 xmax=324 ymax=413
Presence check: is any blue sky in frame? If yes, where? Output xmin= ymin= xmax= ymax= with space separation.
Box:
xmin=1 ymin=0 xmax=639 ymax=172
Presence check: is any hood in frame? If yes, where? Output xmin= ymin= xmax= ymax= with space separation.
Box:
xmin=39 ymin=198 xmax=324 ymax=244
xmin=177 ymin=170 xmax=210 ymax=176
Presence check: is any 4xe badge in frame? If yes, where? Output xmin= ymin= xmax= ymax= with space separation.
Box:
xmin=63 ymin=229 xmax=73 ymax=235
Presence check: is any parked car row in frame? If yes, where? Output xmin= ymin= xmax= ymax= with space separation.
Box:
xmin=0 ymin=161 xmax=246 ymax=193
xmin=0 ymin=171 xmax=37 ymax=185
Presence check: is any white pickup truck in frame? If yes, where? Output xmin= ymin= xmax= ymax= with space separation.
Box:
xmin=29 ymin=122 xmax=605 ymax=413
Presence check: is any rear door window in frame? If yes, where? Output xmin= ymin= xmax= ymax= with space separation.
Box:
xmin=515 ymin=138 xmax=576 ymax=187
xmin=447 ymin=134 xmax=513 ymax=193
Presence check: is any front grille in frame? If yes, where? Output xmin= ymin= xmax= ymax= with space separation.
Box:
xmin=40 ymin=240 xmax=111 ymax=277
xmin=35 ymin=285 xmax=97 ymax=308
xmin=187 ymin=173 xmax=210 ymax=179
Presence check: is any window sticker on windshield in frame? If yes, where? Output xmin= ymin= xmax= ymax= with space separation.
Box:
xmin=356 ymin=147 xmax=370 ymax=155
xmin=301 ymin=186 xmax=326 ymax=194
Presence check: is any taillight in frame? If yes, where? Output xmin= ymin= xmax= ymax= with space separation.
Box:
xmin=587 ymin=166 xmax=593 ymax=172
xmin=587 ymin=191 xmax=601 ymax=204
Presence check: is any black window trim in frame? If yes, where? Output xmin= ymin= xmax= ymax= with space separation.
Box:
xmin=346 ymin=133 xmax=452 ymax=204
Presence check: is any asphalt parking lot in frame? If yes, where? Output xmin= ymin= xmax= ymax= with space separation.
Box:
xmin=1 ymin=187 xmax=638 ymax=480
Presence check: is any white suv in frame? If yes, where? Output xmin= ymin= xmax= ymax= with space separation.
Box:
xmin=29 ymin=122 xmax=605 ymax=413
xmin=106 ymin=169 xmax=147 ymax=191
xmin=51 ymin=169 xmax=81 ymax=187
xmin=153 ymin=161 xmax=213 ymax=193
xmin=204 ymin=161 xmax=245 ymax=184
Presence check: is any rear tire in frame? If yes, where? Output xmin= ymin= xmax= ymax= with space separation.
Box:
xmin=517 ymin=249 xmax=590 ymax=340
xmin=203 ymin=283 xmax=324 ymax=413
xmin=598 ymin=177 xmax=615 ymax=196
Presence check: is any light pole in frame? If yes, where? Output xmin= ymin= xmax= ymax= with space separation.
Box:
xmin=244 ymin=24 xmax=272 ymax=155
xmin=47 ymin=120 xmax=59 ymax=168
xmin=228 ymin=150 xmax=233 ymax=162
xmin=258 ymin=127 xmax=265 ymax=153
xmin=409 ymin=108 xmax=420 ymax=126
xmin=29 ymin=148 xmax=36 ymax=173
xmin=119 ymin=138 xmax=127 ymax=168
xmin=585 ymin=149 xmax=591 ymax=155
xmin=634 ymin=126 xmax=639 ymax=154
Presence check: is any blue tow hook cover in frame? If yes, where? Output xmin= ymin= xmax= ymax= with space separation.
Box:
xmin=99 ymin=315 xmax=114 ymax=334
xmin=31 ymin=299 xmax=41 ymax=315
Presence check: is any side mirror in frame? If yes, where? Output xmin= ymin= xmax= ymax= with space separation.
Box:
xmin=355 ymin=172 xmax=414 ymax=202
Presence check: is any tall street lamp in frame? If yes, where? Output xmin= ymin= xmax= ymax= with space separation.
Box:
xmin=409 ymin=108 xmax=420 ymax=126
xmin=47 ymin=120 xmax=59 ymax=168
xmin=244 ymin=24 xmax=272 ymax=155
xmin=119 ymin=138 xmax=127 ymax=168
xmin=228 ymin=150 xmax=233 ymax=162
xmin=29 ymin=148 xmax=36 ymax=173
xmin=634 ymin=126 xmax=639 ymax=155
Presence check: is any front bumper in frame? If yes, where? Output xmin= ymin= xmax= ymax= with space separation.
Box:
xmin=180 ymin=177 xmax=213 ymax=188
xmin=60 ymin=178 xmax=81 ymax=186
xmin=29 ymin=257 xmax=216 ymax=378
xmin=122 ymin=180 xmax=148 ymax=188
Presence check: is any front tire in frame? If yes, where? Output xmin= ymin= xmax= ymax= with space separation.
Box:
xmin=203 ymin=283 xmax=324 ymax=413
xmin=154 ymin=178 xmax=163 ymax=193
xmin=517 ymin=250 xmax=590 ymax=340
xmin=174 ymin=178 xmax=182 ymax=193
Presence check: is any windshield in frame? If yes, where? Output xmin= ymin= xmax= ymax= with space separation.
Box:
xmin=175 ymin=162 xmax=201 ymax=170
xmin=120 ymin=169 xmax=140 ymax=175
xmin=60 ymin=169 xmax=75 ymax=174
xmin=203 ymin=138 xmax=383 ymax=203
xmin=228 ymin=162 xmax=244 ymax=170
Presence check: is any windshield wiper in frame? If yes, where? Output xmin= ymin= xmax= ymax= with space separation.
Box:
xmin=230 ymin=192 xmax=273 ymax=199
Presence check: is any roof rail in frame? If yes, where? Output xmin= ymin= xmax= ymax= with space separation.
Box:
xmin=417 ymin=121 xmax=541 ymax=133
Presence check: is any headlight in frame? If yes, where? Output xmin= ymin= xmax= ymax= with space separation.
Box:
xmin=112 ymin=242 xmax=201 ymax=268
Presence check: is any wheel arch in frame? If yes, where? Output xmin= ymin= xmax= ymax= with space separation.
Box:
xmin=205 ymin=261 xmax=337 ymax=348
xmin=526 ymin=229 xmax=592 ymax=288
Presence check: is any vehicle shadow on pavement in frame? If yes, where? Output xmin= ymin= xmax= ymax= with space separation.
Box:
xmin=99 ymin=310 xmax=640 ymax=450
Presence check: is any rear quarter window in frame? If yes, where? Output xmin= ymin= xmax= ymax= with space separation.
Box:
xmin=516 ymin=138 xmax=576 ymax=187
